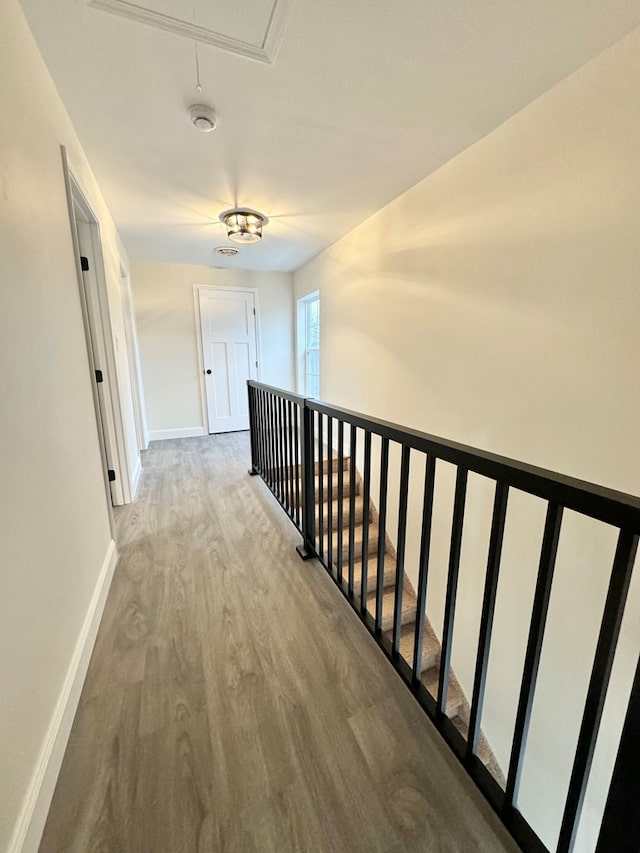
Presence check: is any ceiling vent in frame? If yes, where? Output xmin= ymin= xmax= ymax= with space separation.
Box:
xmin=188 ymin=104 xmax=217 ymax=132
xmin=215 ymin=246 xmax=240 ymax=257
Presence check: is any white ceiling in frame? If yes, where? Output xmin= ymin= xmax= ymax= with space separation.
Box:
xmin=20 ymin=0 xmax=640 ymax=272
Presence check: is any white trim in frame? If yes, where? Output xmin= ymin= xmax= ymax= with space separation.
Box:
xmin=148 ymin=426 xmax=206 ymax=441
xmin=63 ymin=150 xmax=141 ymax=506
xmin=87 ymin=0 xmax=292 ymax=64
xmin=9 ymin=539 xmax=118 ymax=853
xmin=193 ymin=285 xmax=262 ymax=435
xmin=61 ymin=149 xmax=116 ymax=533
xmin=119 ymin=263 xmax=149 ymax=452
xmin=131 ymin=455 xmax=143 ymax=498
xmin=193 ymin=287 xmax=207 ymax=433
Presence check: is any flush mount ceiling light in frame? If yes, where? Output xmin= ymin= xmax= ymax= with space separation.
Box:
xmin=219 ymin=208 xmax=268 ymax=244
xmin=188 ymin=103 xmax=218 ymax=132
xmin=215 ymin=246 xmax=241 ymax=257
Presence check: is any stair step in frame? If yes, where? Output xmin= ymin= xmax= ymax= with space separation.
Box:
xmin=313 ymin=455 xmax=350 ymax=474
xmin=316 ymin=494 xmax=367 ymax=532
xmin=422 ymin=666 xmax=465 ymax=719
xmin=450 ymin=716 xmax=506 ymax=788
xmin=368 ymin=585 xmax=417 ymax=633
xmin=349 ymin=553 xmax=397 ymax=596
xmin=291 ymin=449 xmax=507 ymax=793
xmin=396 ymin=622 xmax=441 ymax=674
xmin=318 ymin=523 xmax=379 ymax=562
xmin=312 ymin=468 xmax=358 ymax=498
xmin=280 ymin=455 xmax=351 ymax=478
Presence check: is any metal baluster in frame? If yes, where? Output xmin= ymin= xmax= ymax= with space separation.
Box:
xmin=437 ymin=466 xmax=468 ymax=716
xmin=318 ymin=413 xmax=324 ymax=564
xmin=296 ymin=400 xmax=316 ymax=560
xmin=268 ymin=393 xmax=275 ymax=493
xmin=348 ymin=425 xmax=357 ymax=599
xmin=281 ymin=398 xmax=288 ymax=510
xmin=327 ymin=417 xmax=334 ymax=574
xmin=359 ymin=431 xmax=372 ymax=614
xmin=277 ymin=397 xmax=286 ymax=506
xmin=247 ymin=385 xmax=257 ymax=475
xmin=271 ymin=394 xmax=279 ymax=497
xmin=557 ymin=528 xmax=639 ymax=853
xmin=266 ymin=393 xmax=274 ymax=488
xmin=596 ymin=652 xmax=640 ymax=853
xmin=467 ymin=481 xmax=509 ymax=757
xmin=284 ymin=399 xmax=291 ymax=514
xmin=308 ymin=406 xmax=316 ymax=552
xmin=413 ymin=455 xmax=437 ymax=682
xmin=337 ymin=420 xmax=344 ymax=586
xmin=375 ymin=437 xmax=390 ymax=633
xmin=256 ymin=389 xmax=264 ymax=475
xmin=293 ymin=403 xmax=301 ymax=528
xmin=392 ymin=445 xmax=411 ymax=656
xmin=505 ymin=501 xmax=563 ymax=807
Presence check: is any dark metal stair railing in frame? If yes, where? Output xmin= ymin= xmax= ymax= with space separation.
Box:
xmin=247 ymin=380 xmax=640 ymax=853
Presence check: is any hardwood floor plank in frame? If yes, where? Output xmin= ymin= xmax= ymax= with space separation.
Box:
xmin=39 ymin=433 xmax=519 ymax=853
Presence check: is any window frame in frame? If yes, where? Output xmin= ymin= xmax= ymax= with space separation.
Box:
xmin=296 ymin=291 xmax=320 ymax=398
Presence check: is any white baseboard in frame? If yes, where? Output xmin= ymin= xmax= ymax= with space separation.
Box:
xmin=9 ymin=539 xmax=118 ymax=853
xmin=148 ymin=426 xmax=206 ymax=441
xmin=131 ymin=455 xmax=143 ymax=499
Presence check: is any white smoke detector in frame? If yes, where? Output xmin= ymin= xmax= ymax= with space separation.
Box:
xmin=188 ymin=103 xmax=217 ymax=132
xmin=215 ymin=246 xmax=240 ymax=257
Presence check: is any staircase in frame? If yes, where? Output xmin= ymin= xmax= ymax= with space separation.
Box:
xmin=250 ymin=380 xmax=640 ymax=853
xmin=312 ymin=452 xmax=505 ymax=785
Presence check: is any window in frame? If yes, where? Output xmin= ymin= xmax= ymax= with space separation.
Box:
xmin=297 ymin=292 xmax=320 ymax=398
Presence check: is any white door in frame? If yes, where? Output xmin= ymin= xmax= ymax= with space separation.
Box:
xmin=198 ymin=288 xmax=258 ymax=433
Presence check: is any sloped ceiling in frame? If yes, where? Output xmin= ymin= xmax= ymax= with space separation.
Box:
xmin=20 ymin=0 xmax=640 ymax=271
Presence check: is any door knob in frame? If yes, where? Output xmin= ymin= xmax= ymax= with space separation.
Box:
xmin=205 ymin=369 xmax=212 ymax=375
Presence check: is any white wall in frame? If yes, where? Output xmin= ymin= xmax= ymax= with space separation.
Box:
xmin=0 ymin=1 xmax=139 ymax=849
xmin=294 ymin=27 xmax=640 ymax=851
xmin=130 ymin=261 xmax=294 ymax=438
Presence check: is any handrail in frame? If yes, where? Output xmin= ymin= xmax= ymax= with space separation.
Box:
xmin=247 ymin=379 xmax=307 ymax=405
xmin=307 ymin=398 xmax=640 ymax=531
xmin=247 ymin=380 xmax=640 ymax=853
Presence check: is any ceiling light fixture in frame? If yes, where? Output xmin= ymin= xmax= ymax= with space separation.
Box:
xmin=219 ymin=208 xmax=268 ymax=244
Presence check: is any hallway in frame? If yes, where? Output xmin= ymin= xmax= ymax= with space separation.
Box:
xmin=40 ymin=433 xmax=518 ymax=852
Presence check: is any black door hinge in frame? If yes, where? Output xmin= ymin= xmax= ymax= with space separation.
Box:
xmin=108 ymin=469 xmax=116 ymax=482
xmin=80 ymin=256 xmax=89 ymax=271
xmin=95 ymin=369 xmax=104 ymax=383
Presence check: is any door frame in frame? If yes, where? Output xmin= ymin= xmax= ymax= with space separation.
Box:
xmin=120 ymin=260 xmax=149 ymax=451
xmin=61 ymin=146 xmax=133 ymax=508
xmin=193 ymin=285 xmax=262 ymax=435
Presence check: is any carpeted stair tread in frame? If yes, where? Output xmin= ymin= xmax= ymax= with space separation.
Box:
xmin=451 ymin=716 xmax=506 ymax=788
xmin=282 ymin=455 xmax=350 ymax=479
xmin=395 ymin=621 xmax=441 ymax=674
xmin=319 ymin=524 xmax=379 ymax=564
xmin=422 ymin=666 xmax=465 ymax=718
xmin=313 ymin=455 xmax=350 ymax=474
xmin=312 ymin=468 xmax=358 ymax=498
xmin=307 ymin=454 xmax=506 ymax=788
xmin=316 ymin=494 xmax=367 ymax=532
xmin=351 ymin=553 xmax=397 ymax=596
xmin=368 ymin=585 xmax=417 ymax=633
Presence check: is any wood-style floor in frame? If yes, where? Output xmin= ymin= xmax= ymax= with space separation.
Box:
xmin=39 ymin=433 xmax=519 ymax=853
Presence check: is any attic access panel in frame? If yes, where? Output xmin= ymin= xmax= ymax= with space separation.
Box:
xmin=87 ymin=0 xmax=293 ymax=63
